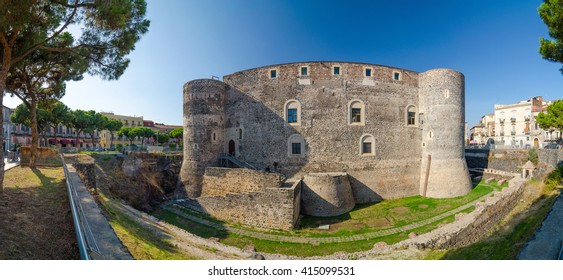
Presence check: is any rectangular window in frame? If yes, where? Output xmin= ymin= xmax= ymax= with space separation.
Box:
xmin=287 ymin=109 xmax=298 ymax=123
xmin=365 ymin=68 xmax=372 ymax=77
xmin=362 ymin=142 xmax=372 ymax=154
xmin=408 ymin=112 xmax=416 ymax=125
xmin=351 ymin=108 xmax=362 ymax=123
xmin=270 ymin=69 xmax=277 ymax=78
xmin=333 ymin=66 xmax=340 ymax=75
xmin=291 ymin=142 xmax=301 ymax=155
xmin=394 ymin=72 xmax=400 ymax=81
xmin=301 ymin=67 xmax=308 ymax=76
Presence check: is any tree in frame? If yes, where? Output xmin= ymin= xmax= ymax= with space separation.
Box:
xmin=69 ymin=109 xmax=95 ymax=148
xmin=45 ymin=101 xmax=73 ymax=147
xmin=83 ymin=112 xmax=108 ymax=148
xmin=130 ymin=126 xmax=154 ymax=147
xmin=156 ymin=132 xmax=170 ymax=145
xmin=536 ymin=99 xmax=563 ymax=135
xmin=105 ymin=119 xmax=123 ymax=148
xmin=539 ymin=0 xmax=563 ymax=74
xmin=117 ymin=126 xmax=137 ymax=146
xmin=10 ymin=103 xmax=50 ymax=148
xmin=6 ymin=45 xmax=85 ymax=167
xmin=0 ymin=0 xmax=150 ymax=190
xmin=169 ymin=127 xmax=183 ymax=148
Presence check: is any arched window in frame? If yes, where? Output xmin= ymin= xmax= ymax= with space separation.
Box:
xmin=406 ymin=105 xmax=417 ymax=127
xmin=359 ymin=134 xmax=375 ymax=156
xmin=284 ymin=99 xmax=301 ymax=126
xmin=287 ymin=134 xmax=305 ymax=157
xmin=348 ymin=99 xmax=365 ymax=125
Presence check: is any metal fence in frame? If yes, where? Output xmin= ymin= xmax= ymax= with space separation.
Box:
xmin=61 ymin=155 xmax=100 ymax=260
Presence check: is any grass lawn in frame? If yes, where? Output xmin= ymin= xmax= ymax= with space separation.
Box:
xmin=153 ymin=181 xmax=496 ymax=257
xmin=94 ymin=191 xmax=197 ymax=260
xmin=0 ymin=167 xmax=79 ymax=260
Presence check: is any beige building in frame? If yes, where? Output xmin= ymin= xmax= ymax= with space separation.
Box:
xmin=100 ymin=112 xmax=144 ymax=148
xmin=492 ymin=96 xmax=549 ymax=149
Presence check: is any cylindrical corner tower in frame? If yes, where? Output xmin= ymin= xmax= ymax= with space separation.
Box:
xmin=419 ymin=69 xmax=472 ymax=198
xmin=180 ymin=79 xmax=227 ymax=198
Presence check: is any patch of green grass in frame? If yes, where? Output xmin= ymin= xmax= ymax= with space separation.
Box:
xmin=297 ymin=183 xmax=492 ymax=237
xmin=103 ymin=201 xmax=196 ymax=260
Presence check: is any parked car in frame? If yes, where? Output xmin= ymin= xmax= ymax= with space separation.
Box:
xmin=543 ymin=142 xmax=560 ymax=149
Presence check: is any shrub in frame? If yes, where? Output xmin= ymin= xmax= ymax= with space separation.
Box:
xmin=116 ymin=143 xmax=123 ymax=152
xmin=528 ymin=148 xmax=538 ymax=166
xmin=544 ymin=165 xmax=563 ymax=192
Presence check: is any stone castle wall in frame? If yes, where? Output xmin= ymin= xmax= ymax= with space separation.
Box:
xmin=180 ymin=62 xmax=472 ymax=224
xmin=201 ymin=167 xmax=281 ymax=197
xmin=186 ymin=181 xmax=301 ymax=230
xmin=216 ymin=62 xmax=425 ymax=202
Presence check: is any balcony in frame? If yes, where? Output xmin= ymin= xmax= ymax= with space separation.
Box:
xmin=499 ymin=118 xmax=505 ymax=124
xmin=511 ymin=117 xmax=516 ymax=123
xmin=511 ymin=130 xmax=516 ymax=136
xmin=500 ymin=131 xmax=505 ymax=136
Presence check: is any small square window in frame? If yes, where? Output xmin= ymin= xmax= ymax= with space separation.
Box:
xmin=365 ymin=68 xmax=372 ymax=77
xmin=270 ymin=70 xmax=277 ymax=78
xmin=394 ymin=72 xmax=400 ymax=81
xmin=351 ymin=108 xmax=362 ymax=123
xmin=287 ymin=109 xmax=298 ymax=123
xmin=301 ymin=67 xmax=308 ymax=76
xmin=291 ymin=142 xmax=302 ymax=155
xmin=333 ymin=66 xmax=340 ymax=75
xmin=362 ymin=142 xmax=372 ymax=154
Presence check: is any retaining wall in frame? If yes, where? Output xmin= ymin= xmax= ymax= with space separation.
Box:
xmin=395 ymin=176 xmax=526 ymax=250
xmin=201 ymin=167 xmax=281 ymax=197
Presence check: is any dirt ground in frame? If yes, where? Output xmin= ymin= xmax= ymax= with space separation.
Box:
xmin=0 ymin=167 xmax=79 ymax=260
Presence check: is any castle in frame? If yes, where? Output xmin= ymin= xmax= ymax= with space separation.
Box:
xmin=179 ymin=62 xmax=472 ymax=230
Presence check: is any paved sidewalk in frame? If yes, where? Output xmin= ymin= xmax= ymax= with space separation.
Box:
xmin=167 ymin=187 xmax=497 ymax=244
xmin=518 ymin=191 xmax=563 ymax=260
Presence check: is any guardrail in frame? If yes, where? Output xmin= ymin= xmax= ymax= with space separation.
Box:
xmin=61 ymin=155 xmax=100 ymax=260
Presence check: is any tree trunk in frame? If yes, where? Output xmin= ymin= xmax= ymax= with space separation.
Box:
xmin=29 ymin=97 xmax=39 ymax=168
xmin=0 ymin=71 xmax=7 ymax=192
xmin=110 ymin=131 xmax=114 ymax=148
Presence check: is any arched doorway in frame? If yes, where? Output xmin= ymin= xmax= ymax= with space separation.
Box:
xmin=534 ymin=138 xmax=539 ymax=149
xmin=228 ymin=140 xmax=235 ymax=156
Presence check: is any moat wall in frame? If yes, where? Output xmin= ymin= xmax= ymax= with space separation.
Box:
xmin=395 ymin=176 xmax=526 ymax=250
xmin=181 ymin=167 xmax=301 ymax=230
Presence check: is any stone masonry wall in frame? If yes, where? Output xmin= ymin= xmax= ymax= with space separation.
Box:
xmin=395 ymin=176 xmax=526 ymax=250
xmin=192 ymin=182 xmax=301 ymax=230
xmin=201 ymin=167 xmax=282 ymax=197
xmin=221 ymin=62 xmax=422 ymax=202
xmin=20 ymin=147 xmax=61 ymax=166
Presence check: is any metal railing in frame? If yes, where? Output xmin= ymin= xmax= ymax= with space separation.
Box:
xmin=61 ymin=155 xmax=100 ymax=260
xmin=219 ymin=153 xmax=257 ymax=170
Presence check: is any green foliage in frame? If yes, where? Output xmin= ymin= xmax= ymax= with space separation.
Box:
xmin=156 ymin=132 xmax=170 ymax=145
xmin=169 ymin=127 xmax=183 ymax=139
xmin=536 ymin=100 xmax=563 ymax=132
xmin=105 ymin=118 xmax=123 ymax=132
xmin=117 ymin=127 xmax=136 ymax=145
xmin=10 ymin=103 xmax=50 ymax=133
xmin=528 ymin=148 xmax=539 ymax=166
xmin=116 ymin=143 xmax=124 ymax=152
xmin=538 ymin=0 xmax=563 ymax=74
xmin=544 ymin=165 xmax=563 ymax=192
xmin=130 ymin=126 xmax=154 ymax=146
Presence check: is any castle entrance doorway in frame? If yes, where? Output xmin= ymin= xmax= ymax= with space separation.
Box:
xmin=228 ymin=140 xmax=235 ymax=156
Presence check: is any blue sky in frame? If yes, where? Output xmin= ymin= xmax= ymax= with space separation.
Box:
xmin=5 ymin=0 xmax=562 ymax=130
